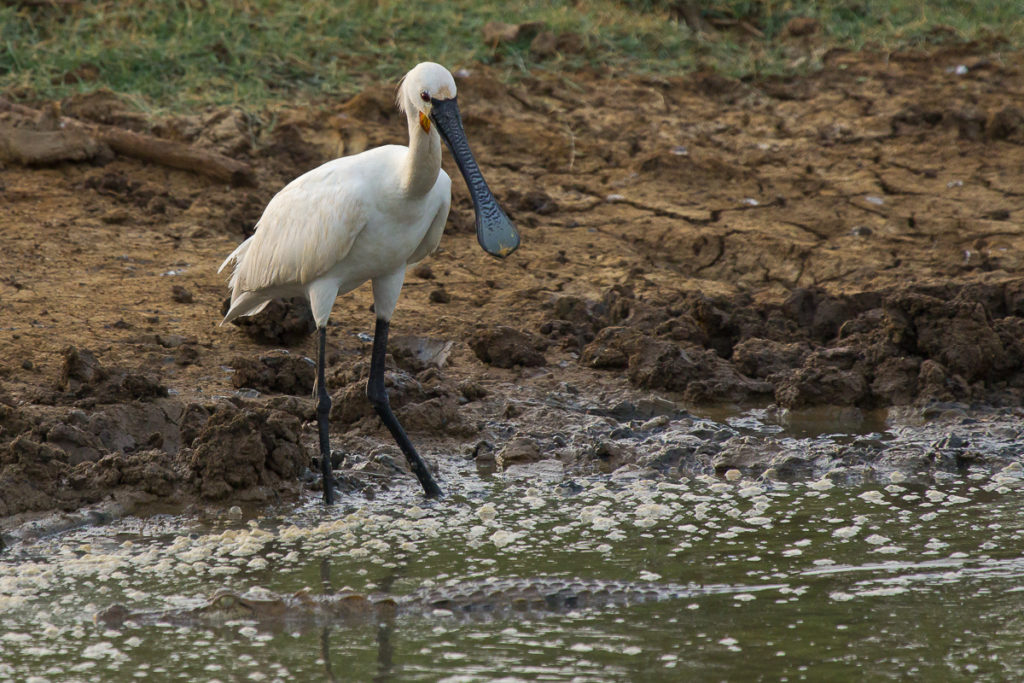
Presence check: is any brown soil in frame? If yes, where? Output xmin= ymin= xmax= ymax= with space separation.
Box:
xmin=2 ymin=47 xmax=1024 ymax=524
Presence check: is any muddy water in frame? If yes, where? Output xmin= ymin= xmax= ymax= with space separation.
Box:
xmin=2 ymin=412 xmax=1024 ymax=682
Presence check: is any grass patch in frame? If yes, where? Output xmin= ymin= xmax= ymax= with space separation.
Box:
xmin=1 ymin=0 xmax=1021 ymax=112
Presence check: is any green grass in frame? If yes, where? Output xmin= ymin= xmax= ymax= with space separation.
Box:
xmin=1 ymin=1 xmax=1022 ymax=113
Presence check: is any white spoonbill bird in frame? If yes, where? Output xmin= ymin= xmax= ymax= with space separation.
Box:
xmin=219 ymin=62 xmax=520 ymax=504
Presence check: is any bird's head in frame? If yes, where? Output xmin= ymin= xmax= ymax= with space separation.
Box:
xmin=397 ymin=62 xmax=520 ymax=259
xmin=397 ymin=62 xmax=457 ymax=134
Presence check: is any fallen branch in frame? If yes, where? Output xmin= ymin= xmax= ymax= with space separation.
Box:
xmin=0 ymin=98 xmax=256 ymax=186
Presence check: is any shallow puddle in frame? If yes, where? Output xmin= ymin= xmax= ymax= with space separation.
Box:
xmin=3 ymin=411 xmax=1024 ymax=681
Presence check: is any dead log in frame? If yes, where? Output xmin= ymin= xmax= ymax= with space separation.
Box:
xmin=0 ymin=98 xmax=256 ymax=186
xmin=0 ymin=121 xmax=106 ymax=165
xmin=91 ymin=125 xmax=256 ymax=186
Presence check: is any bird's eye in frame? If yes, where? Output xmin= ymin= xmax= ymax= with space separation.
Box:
xmin=420 ymin=91 xmax=431 ymax=102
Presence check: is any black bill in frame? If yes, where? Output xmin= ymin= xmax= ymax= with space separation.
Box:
xmin=430 ymin=97 xmax=520 ymax=258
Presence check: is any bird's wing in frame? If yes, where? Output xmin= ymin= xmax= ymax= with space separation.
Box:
xmin=407 ymin=174 xmax=452 ymax=265
xmin=229 ymin=164 xmax=369 ymax=293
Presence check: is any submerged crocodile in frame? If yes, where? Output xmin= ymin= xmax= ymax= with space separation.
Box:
xmin=96 ymin=576 xmax=784 ymax=630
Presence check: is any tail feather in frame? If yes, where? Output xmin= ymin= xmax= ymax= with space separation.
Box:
xmin=221 ymin=291 xmax=272 ymax=325
xmin=219 ymin=238 xmax=251 ymax=275
xmin=220 ymin=237 xmax=261 ymax=325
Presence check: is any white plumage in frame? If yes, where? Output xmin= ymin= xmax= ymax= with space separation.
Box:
xmin=220 ymin=63 xmax=457 ymax=328
xmin=216 ymin=62 xmax=519 ymax=504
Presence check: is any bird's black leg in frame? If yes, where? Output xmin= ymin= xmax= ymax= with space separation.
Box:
xmin=316 ymin=326 xmax=336 ymax=505
xmin=367 ymin=318 xmax=442 ymax=498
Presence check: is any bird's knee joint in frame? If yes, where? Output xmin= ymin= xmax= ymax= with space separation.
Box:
xmin=367 ymin=385 xmax=389 ymax=413
xmin=316 ymin=391 xmax=332 ymax=416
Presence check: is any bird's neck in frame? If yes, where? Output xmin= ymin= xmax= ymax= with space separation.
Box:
xmin=401 ymin=115 xmax=442 ymax=197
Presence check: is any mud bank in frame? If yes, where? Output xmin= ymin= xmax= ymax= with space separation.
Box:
xmin=2 ymin=46 xmax=1024 ymax=521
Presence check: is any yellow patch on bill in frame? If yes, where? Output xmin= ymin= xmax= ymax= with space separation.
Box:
xmin=419 ymin=111 xmax=431 ymax=133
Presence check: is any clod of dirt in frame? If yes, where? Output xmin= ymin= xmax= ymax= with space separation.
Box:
xmin=71 ymin=449 xmax=183 ymax=499
xmin=0 ymin=435 xmax=73 ymax=516
xmin=229 ymin=352 xmax=315 ymax=395
xmin=329 ymin=381 xmax=375 ymax=425
xmin=412 ymin=264 xmax=434 ymax=279
xmin=223 ymin=297 xmax=316 ymax=346
xmin=987 ymin=106 xmax=1024 ymax=140
xmin=628 ymin=340 xmax=773 ymax=404
xmin=781 ymin=288 xmax=854 ymax=343
xmin=44 ymin=422 xmax=104 ymax=465
xmin=187 ymin=403 xmax=308 ymax=501
xmin=774 ymin=348 xmax=871 ymax=409
xmin=732 ymin=338 xmax=812 ymax=379
xmin=871 ymin=356 xmax=922 ymax=406
xmin=57 ymin=346 xmax=167 ymax=404
xmin=429 ymin=288 xmax=451 ymax=304
xmin=195 ymin=109 xmax=253 ymax=157
xmin=396 ymin=396 xmax=475 ymax=437
xmin=175 ymin=345 xmax=200 ymax=366
xmin=171 ymin=285 xmax=194 ymax=304
xmin=496 ymin=437 xmax=541 ymax=469
xmin=58 ymin=346 xmax=106 ymax=392
xmin=458 ymin=380 xmax=487 ymax=402
xmin=470 ymin=327 xmax=547 ymax=368
xmin=0 ymin=399 xmax=202 ymax=515
xmin=390 ymin=336 xmax=453 ymax=372
xmin=578 ymin=440 xmax=636 ymax=474
xmin=580 ymin=327 xmax=637 ymax=369
xmin=884 ymin=289 xmax=1014 ymax=383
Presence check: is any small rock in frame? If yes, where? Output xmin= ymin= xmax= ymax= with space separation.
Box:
xmin=640 ymin=415 xmax=670 ymax=431
xmin=429 ymin=288 xmax=451 ymax=304
xmin=591 ymin=441 xmax=629 ymax=473
xmin=472 ymin=440 xmax=496 ymax=465
xmin=496 ymin=437 xmax=542 ymax=469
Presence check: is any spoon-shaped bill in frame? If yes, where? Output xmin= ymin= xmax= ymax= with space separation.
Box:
xmin=430 ymin=97 xmax=520 ymax=258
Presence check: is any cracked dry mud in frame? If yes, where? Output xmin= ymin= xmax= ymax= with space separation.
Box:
xmin=2 ymin=47 xmax=1024 ymax=526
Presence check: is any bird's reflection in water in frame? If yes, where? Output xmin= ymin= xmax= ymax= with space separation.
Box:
xmin=319 ymin=557 xmax=398 ymax=682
